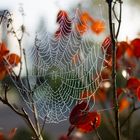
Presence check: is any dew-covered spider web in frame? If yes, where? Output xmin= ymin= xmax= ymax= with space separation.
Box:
xmin=10 ymin=9 xmax=109 ymax=123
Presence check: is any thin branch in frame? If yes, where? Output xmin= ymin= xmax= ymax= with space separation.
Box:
xmin=7 ymin=14 xmax=24 ymax=77
xmin=23 ymin=49 xmax=31 ymax=91
xmin=23 ymin=48 xmax=42 ymax=139
xmin=0 ymin=94 xmax=39 ymax=139
xmin=3 ymin=57 xmax=18 ymax=78
xmin=67 ymin=125 xmax=75 ymax=137
xmin=40 ymin=115 xmax=47 ymax=135
xmin=106 ymin=0 xmax=121 ymax=139
xmin=94 ymin=129 xmax=102 ymax=140
xmin=1 ymin=10 xmax=43 ymax=140
xmin=21 ymin=108 xmax=39 ymax=138
xmin=121 ymin=106 xmax=140 ymax=128
xmin=112 ymin=1 xmax=119 ymax=22
xmin=0 ymin=10 xmax=11 ymax=24
xmin=115 ymin=0 xmax=122 ymax=38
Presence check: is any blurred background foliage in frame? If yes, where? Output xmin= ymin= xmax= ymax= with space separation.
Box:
xmin=0 ymin=0 xmax=140 ymax=140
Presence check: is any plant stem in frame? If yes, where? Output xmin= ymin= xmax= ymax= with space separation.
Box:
xmin=0 ymin=96 xmax=38 ymax=139
xmin=115 ymin=0 xmax=122 ymax=38
xmin=121 ymin=106 xmax=140 ymax=128
xmin=94 ymin=129 xmax=102 ymax=140
xmin=23 ymin=49 xmax=43 ymax=140
xmin=67 ymin=125 xmax=75 ymax=137
xmin=107 ymin=0 xmax=121 ymax=140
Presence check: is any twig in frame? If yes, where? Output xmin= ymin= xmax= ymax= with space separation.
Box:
xmin=21 ymin=108 xmax=39 ymax=138
xmin=23 ymin=48 xmax=42 ymax=139
xmin=121 ymin=106 xmax=140 ymax=128
xmin=0 ymin=96 xmax=38 ymax=138
xmin=67 ymin=125 xmax=75 ymax=137
xmin=106 ymin=0 xmax=121 ymax=139
xmin=7 ymin=13 xmax=24 ymax=77
xmin=40 ymin=115 xmax=47 ymax=135
xmin=23 ymin=49 xmax=31 ymax=91
xmin=1 ymin=10 xmax=43 ymax=140
xmin=112 ymin=1 xmax=119 ymax=22
xmin=114 ymin=0 xmax=122 ymax=38
xmin=94 ymin=129 xmax=102 ymax=140
xmin=0 ymin=10 xmax=11 ymax=24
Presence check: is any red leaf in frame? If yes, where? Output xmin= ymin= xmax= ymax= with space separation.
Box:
xmin=131 ymin=38 xmax=140 ymax=58
xmin=102 ymin=36 xmax=112 ymax=60
xmin=59 ymin=135 xmax=70 ymax=140
xmin=136 ymin=86 xmax=140 ymax=101
xmin=76 ymin=112 xmax=101 ymax=133
xmin=56 ymin=10 xmax=68 ymax=24
xmin=126 ymin=46 xmax=133 ymax=57
xmin=8 ymin=128 xmax=17 ymax=139
xmin=80 ymin=90 xmax=94 ymax=100
xmin=116 ymin=41 xmax=129 ymax=59
xmin=117 ymin=88 xmax=123 ymax=98
xmin=0 ymin=132 xmax=5 ymax=140
xmin=69 ymin=102 xmax=89 ymax=125
xmin=55 ymin=10 xmax=72 ymax=38
xmin=126 ymin=77 xmax=140 ymax=92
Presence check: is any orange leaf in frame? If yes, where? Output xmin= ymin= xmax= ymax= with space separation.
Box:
xmin=91 ymin=20 xmax=105 ymax=35
xmin=75 ymin=12 xmax=89 ymax=35
xmin=0 ymin=42 xmax=9 ymax=62
xmin=0 ymin=67 xmax=7 ymax=80
xmin=7 ymin=53 xmax=20 ymax=66
xmin=100 ymin=68 xmax=111 ymax=80
xmin=0 ymin=42 xmax=9 ymax=56
xmin=119 ymin=98 xmax=130 ymax=112
xmin=76 ymin=23 xmax=88 ymax=35
xmin=95 ymin=88 xmax=106 ymax=101
xmin=80 ymin=12 xmax=91 ymax=23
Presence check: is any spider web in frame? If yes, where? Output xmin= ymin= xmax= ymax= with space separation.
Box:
xmin=10 ymin=9 xmax=108 ymax=123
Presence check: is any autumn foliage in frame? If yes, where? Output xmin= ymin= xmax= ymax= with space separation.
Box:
xmin=76 ymin=11 xmax=105 ymax=35
xmin=55 ymin=10 xmax=105 ymax=37
xmin=65 ymin=35 xmax=140 ymax=137
xmin=0 ymin=128 xmax=17 ymax=140
xmin=54 ymin=9 xmax=140 ymax=138
xmin=1 ymin=8 xmax=140 ymax=140
xmin=69 ymin=102 xmax=101 ymax=133
xmin=0 ymin=42 xmax=20 ymax=80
